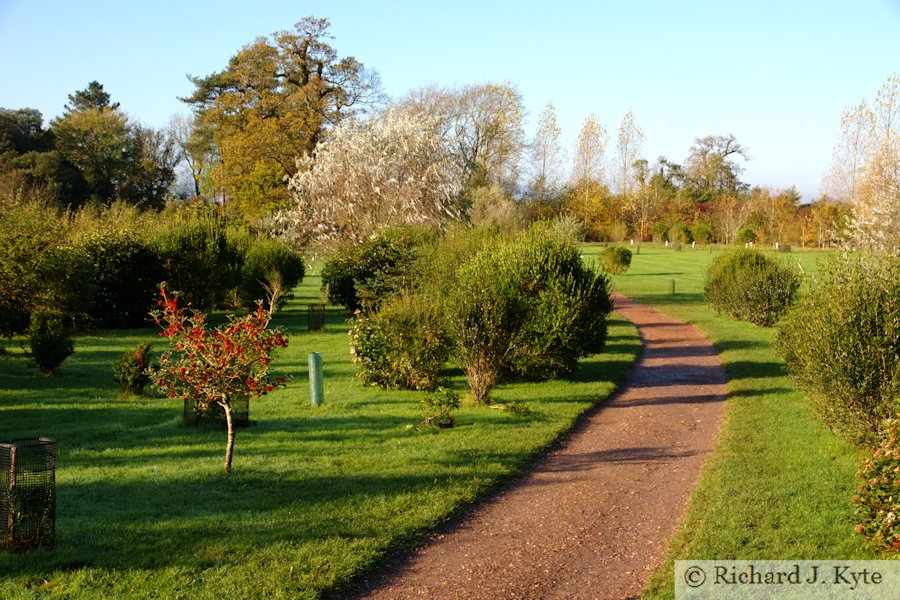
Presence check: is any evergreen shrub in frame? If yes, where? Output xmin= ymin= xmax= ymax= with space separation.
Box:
xmin=237 ymin=238 xmax=305 ymax=309
xmin=599 ymin=246 xmax=632 ymax=275
xmin=321 ymin=228 xmax=429 ymax=313
xmin=704 ymin=249 xmax=800 ymax=327
xmin=29 ymin=310 xmax=74 ymax=375
xmin=776 ymin=255 xmax=899 ymax=446
xmin=348 ymin=293 xmax=451 ymax=391
xmin=112 ymin=341 xmax=154 ymax=396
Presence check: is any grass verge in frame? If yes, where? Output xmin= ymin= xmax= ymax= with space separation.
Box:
xmin=578 ymin=245 xmax=881 ymax=600
xmin=0 ymin=267 xmax=639 ymax=598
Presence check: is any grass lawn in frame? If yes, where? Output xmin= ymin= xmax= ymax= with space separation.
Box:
xmin=0 ymin=268 xmax=640 ymax=598
xmin=578 ymin=244 xmax=883 ymax=599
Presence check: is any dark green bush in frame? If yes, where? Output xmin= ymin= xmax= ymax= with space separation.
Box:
xmin=599 ymin=246 xmax=632 ymax=275
xmin=75 ymin=231 xmax=162 ymax=328
xmin=29 ymin=310 xmax=74 ymax=375
xmin=321 ymin=228 xmax=429 ymax=313
xmin=449 ymin=228 xmax=612 ymax=402
xmin=348 ymin=293 xmax=451 ymax=391
xmin=704 ymin=249 xmax=800 ymax=327
xmin=113 ymin=341 xmax=154 ymax=396
xmin=151 ymin=206 xmax=244 ymax=310
xmin=236 ymin=238 xmax=305 ymax=309
xmin=776 ymin=255 xmax=899 ymax=446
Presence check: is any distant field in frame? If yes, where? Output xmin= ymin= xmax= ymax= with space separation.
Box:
xmin=579 ymin=245 xmax=881 ymax=599
xmin=0 ymin=268 xmax=640 ymax=599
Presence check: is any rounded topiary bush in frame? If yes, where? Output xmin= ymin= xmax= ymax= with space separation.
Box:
xmin=704 ymin=249 xmax=800 ymax=327
xmin=449 ymin=228 xmax=612 ymax=402
xmin=776 ymin=255 xmax=899 ymax=447
xmin=349 ymin=293 xmax=451 ymax=391
xmin=599 ymin=246 xmax=632 ymax=275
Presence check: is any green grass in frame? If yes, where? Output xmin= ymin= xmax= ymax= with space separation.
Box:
xmin=578 ymin=245 xmax=882 ymax=599
xmin=0 ymin=268 xmax=640 ymax=598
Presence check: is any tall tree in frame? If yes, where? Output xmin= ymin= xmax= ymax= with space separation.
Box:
xmin=183 ymin=17 xmax=382 ymax=220
xmin=526 ymin=101 xmax=565 ymax=203
xmin=400 ymin=82 xmax=525 ymax=195
xmin=830 ymin=73 xmax=900 ymax=252
xmin=571 ymin=114 xmax=608 ymax=203
xmin=168 ymin=113 xmax=217 ymax=198
xmin=65 ymin=81 xmax=120 ymax=113
xmin=614 ymin=110 xmax=645 ymax=197
xmin=279 ymin=106 xmax=463 ymax=246
xmin=51 ymin=104 xmax=141 ymax=203
xmin=683 ymin=134 xmax=749 ymax=201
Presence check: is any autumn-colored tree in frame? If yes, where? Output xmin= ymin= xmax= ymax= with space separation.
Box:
xmin=571 ymin=114 xmax=608 ymax=211
xmin=183 ymin=17 xmax=382 ymax=221
xmin=150 ymin=285 xmax=289 ymax=474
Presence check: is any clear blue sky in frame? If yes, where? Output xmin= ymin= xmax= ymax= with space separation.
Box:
xmin=2 ymin=0 xmax=898 ymax=200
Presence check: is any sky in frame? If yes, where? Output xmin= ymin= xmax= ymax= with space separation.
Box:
xmin=1 ymin=0 xmax=899 ymax=201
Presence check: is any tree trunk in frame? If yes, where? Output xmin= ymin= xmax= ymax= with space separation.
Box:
xmin=223 ymin=402 xmax=234 ymax=474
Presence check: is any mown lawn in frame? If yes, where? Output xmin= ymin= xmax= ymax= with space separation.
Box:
xmin=579 ymin=244 xmax=882 ymax=600
xmin=0 ymin=267 xmax=640 ymax=599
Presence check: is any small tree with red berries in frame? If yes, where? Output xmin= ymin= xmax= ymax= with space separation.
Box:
xmin=149 ymin=284 xmax=289 ymax=474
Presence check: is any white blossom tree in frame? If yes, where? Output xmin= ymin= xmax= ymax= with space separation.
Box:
xmin=831 ymin=73 xmax=900 ymax=253
xmin=277 ymin=107 xmax=464 ymax=246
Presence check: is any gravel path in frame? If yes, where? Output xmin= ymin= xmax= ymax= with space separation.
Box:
xmin=356 ymin=296 xmax=728 ymax=599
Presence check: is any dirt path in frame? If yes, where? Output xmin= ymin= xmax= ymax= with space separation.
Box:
xmin=356 ymin=296 xmax=728 ymax=599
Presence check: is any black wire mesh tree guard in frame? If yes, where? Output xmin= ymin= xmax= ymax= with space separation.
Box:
xmin=183 ymin=396 xmax=250 ymax=427
xmin=1 ymin=438 xmax=57 ymax=552
xmin=307 ymin=303 xmax=325 ymax=332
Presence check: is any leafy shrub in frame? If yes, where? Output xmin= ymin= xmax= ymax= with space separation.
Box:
xmin=736 ymin=227 xmax=757 ymax=244
xmin=853 ymin=407 xmax=900 ymax=553
xmin=349 ymin=293 xmax=451 ymax=391
xmin=412 ymin=226 xmax=498 ymax=299
xmin=693 ymin=224 xmax=711 ymax=244
xmin=599 ymin=246 xmax=632 ymax=275
xmin=704 ymin=249 xmax=800 ymax=327
xmin=651 ymin=222 xmax=668 ymax=244
xmin=0 ymin=199 xmax=66 ymax=337
xmin=449 ymin=228 xmax=612 ymax=402
xmin=151 ymin=206 xmax=245 ymax=310
xmin=321 ymin=228 xmax=429 ymax=313
xmin=420 ymin=387 xmax=461 ymax=428
xmin=113 ymin=341 xmax=154 ymax=396
xmin=29 ymin=310 xmax=74 ymax=375
xmin=502 ymin=230 xmax=612 ymax=381
xmin=236 ymin=238 xmax=305 ymax=309
xmin=668 ymin=222 xmax=693 ymax=244
xmin=74 ymin=231 xmax=162 ymax=328
xmin=776 ymin=255 xmax=900 ymax=446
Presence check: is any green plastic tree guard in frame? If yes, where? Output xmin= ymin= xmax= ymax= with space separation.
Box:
xmin=308 ymin=352 xmax=324 ymax=407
